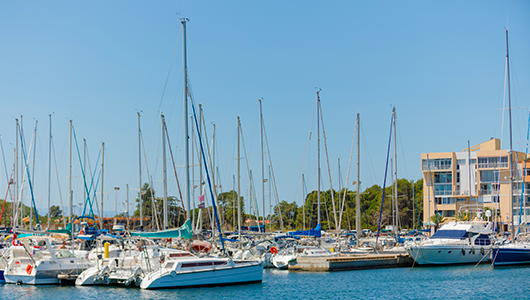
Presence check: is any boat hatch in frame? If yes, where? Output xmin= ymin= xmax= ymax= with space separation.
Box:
xmin=169 ymin=253 xmax=193 ymax=258
xmin=181 ymin=261 xmax=227 ymax=268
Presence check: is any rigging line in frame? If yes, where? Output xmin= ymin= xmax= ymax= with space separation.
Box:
xmin=319 ymin=101 xmax=338 ymax=230
xmin=375 ymin=111 xmax=394 ymax=247
xmin=81 ymin=150 xmax=101 ymax=218
xmin=190 ymin=97 xmax=226 ymax=255
xmin=51 ymin=136 xmax=65 ymax=223
xmin=261 ymin=120 xmax=284 ymax=230
xmin=293 ymin=95 xmax=318 ymax=210
xmin=395 ymin=120 xmax=410 ymax=180
xmin=17 ymin=122 xmax=41 ymax=230
xmin=0 ymin=171 xmax=14 ymax=226
xmin=140 ymin=130 xmax=161 ymax=230
xmin=164 ymin=121 xmax=186 ymax=220
xmin=517 ymin=109 xmax=530 ymax=233
xmin=147 ymin=26 xmax=183 ymax=157
xmin=72 ymin=127 xmax=95 ymax=212
xmin=238 ymin=122 xmax=260 ymax=222
xmin=338 ymin=117 xmax=358 ymax=235
xmin=0 ymin=137 xmax=11 ymax=199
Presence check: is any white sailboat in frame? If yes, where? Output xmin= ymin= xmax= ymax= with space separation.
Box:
xmin=139 ymin=19 xmax=263 ymax=289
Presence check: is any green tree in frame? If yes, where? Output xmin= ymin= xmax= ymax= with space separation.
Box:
xmin=49 ymin=205 xmax=62 ymax=218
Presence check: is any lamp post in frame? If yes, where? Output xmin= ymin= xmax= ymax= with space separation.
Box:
xmin=114 ymin=187 xmax=120 ymax=224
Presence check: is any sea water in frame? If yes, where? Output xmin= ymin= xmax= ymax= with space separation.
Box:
xmin=1 ymin=265 xmax=529 ymax=299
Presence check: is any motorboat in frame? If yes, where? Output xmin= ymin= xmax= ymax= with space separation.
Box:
xmin=405 ymin=221 xmax=493 ymax=265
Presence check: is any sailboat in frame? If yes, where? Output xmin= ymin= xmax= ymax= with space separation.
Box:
xmin=139 ymin=19 xmax=263 ymax=289
xmin=491 ymin=29 xmax=530 ymax=267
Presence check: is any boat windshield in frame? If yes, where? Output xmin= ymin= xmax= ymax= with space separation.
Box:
xmin=431 ymin=230 xmax=468 ymax=240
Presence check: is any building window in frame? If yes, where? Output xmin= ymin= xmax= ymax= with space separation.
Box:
xmin=436 ymin=197 xmax=455 ymax=205
xmin=434 ymin=184 xmax=452 ymax=196
xmin=434 ymin=172 xmax=452 ymax=183
xmin=477 ymin=156 xmax=508 ymax=169
xmin=457 ymin=198 xmax=467 ymax=202
xmin=422 ymin=158 xmax=452 ymax=171
xmin=480 ymin=170 xmax=500 ymax=183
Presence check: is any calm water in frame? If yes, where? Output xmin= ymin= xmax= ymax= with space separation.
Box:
xmin=2 ymin=265 xmax=529 ymax=299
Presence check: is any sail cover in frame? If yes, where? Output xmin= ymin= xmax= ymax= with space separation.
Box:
xmin=130 ymin=219 xmax=192 ymax=239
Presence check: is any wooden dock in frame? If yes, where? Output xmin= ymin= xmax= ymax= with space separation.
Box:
xmin=288 ymin=253 xmax=413 ymax=272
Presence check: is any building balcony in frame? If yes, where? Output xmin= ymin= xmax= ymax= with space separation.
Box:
xmin=477 ymin=162 xmax=508 ymax=169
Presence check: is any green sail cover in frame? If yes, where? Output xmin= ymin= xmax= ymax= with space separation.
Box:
xmin=130 ymin=219 xmax=192 ymax=239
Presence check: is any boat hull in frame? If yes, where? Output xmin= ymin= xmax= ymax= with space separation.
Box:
xmin=492 ymin=245 xmax=530 ymax=266
xmin=406 ymin=244 xmax=491 ymax=265
xmin=140 ymin=262 xmax=263 ymax=289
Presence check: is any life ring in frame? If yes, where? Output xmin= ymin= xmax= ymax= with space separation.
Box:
xmin=80 ymin=230 xmax=85 ymax=235
xmin=26 ymin=265 xmax=33 ymax=275
xmin=270 ymin=247 xmax=278 ymax=255
xmin=166 ymin=238 xmax=172 ymax=243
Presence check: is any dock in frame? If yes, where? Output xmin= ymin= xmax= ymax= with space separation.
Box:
xmin=288 ymin=253 xmax=413 ymax=272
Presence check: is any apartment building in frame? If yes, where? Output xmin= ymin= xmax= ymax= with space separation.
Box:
xmin=421 ymin=138 xmax=529 ymax=228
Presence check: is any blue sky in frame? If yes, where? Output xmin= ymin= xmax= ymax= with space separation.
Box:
xmin=1 ymin=1 xmax=529 ymax=220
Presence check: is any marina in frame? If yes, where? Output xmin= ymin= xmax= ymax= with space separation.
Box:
xmin=1 ymin=1 xmax=530 ymax=299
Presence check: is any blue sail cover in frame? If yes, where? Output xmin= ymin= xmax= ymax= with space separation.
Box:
xmin=431 ymin=229 xmax=468 ymax=239
xmin=130 ymin=219 xmax=192 ymax=239
xmin=287 ymin=224 xmax=321 ymax=238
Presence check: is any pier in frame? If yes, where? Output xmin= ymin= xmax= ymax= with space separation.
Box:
xmin=288 ymin=253 xmax=413 ymax=272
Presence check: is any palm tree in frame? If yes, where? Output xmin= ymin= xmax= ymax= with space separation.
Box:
xmin=430 ymin=214 xmax=446 ymax=230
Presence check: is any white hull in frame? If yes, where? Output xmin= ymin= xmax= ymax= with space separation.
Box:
xmin=407 ymin=244 xmax=491 ymax=265
xmin=140 ymin=261 xmax=263 ymax=289
xmin=272 ymin=255 xmax=296 ymax=270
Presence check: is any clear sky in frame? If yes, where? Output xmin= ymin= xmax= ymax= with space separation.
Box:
xmin=1 ymin=1 xmax=529 ymax=220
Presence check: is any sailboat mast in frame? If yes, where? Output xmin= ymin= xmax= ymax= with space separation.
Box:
xmin=14 ymin=119 xmax=18 ymax=228
xmin=356 ymin=113 xmax=361 ymax=242
xmin=393 ymin=107 xmax=398 ymax=236
xmin=100 ymin=142 xmax=104 ymax=230
xmin=138 ymin=112 xmax=142 ymax=228
xmin=69 ymin=120 xmax=73 ymax=238
xmin=506 ymin=29 xmax=514 ymax=237
xmin=316 ymin=91 xmax=321 ymax=226
xmin=303 ymin=174 xmax=306 ymax=230
xmin=162 ymin=113 xmax=168 ymax=229
xmin=237 ymin=116 xmax=241 ymax=247
xmin=259 ymin=99 xmax=265 ymax=231
xmin=182 ymin=19 xmax=191 ymax=221
xmin=47 ymin=114 xmax=52 ymax=230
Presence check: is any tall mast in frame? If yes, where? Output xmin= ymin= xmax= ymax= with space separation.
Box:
xmin=237 ymin=116 xmax=242 ymax=247
xmin=182 ymin=18 xmax=191 ymax=221
xmin=162 ymin=113 xmax=168 ymax=229
xmin=126 ymin=184 xmax=129 ymax=229
xmin=316 ymin=91 xmax=321 ymax=226
xmin=259 ymin=99 xmax=265 ymax=231
xmin=69 ymin=120 xmax=73 ymax=238
xmin=14 ymin=119 xmax=18 ymax=228
xmin=356 ymin=113 xmax=361 ymax=242
xmin=302 ymin=173 xmax=306 ymax=230
xmin=83 ymin=138 xmax=86 ymax=216
xmin=100 ymin=142 xmax=104 ymax=230
xmin=393 ymin=107 xmax=398 ymax=237
xmin=198 ymin=104 xmax=203 ymax=231
xmin=138 ymin=112 xmax=142 ymax=228
xmin=506 ymin=29 xmax=514 ymax=238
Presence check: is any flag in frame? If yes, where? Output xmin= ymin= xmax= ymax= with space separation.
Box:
xmin=198 ymin=195 xmax=205 ymax=209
